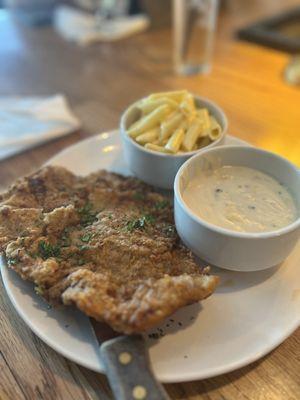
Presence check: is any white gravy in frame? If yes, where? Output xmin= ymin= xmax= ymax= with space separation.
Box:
xmin=182 ymin=166 xmax=297 ymax=233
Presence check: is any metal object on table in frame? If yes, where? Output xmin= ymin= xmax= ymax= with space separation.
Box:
xmin=237 ymin=7 xmax=300 ymax=53
xmin=90 ymin=319 xmax=170 ymax=400
xmin=173 ymin=0 xmax=218 ymax=75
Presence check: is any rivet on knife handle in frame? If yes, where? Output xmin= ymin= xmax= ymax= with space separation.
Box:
xmin=100 ymin=335 xmax=170 ymax=400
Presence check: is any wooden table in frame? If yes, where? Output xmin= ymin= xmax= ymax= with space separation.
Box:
xmin=0 ymin=1 xmax=299 ymax=399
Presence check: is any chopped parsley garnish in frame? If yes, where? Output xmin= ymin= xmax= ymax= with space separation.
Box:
xmin=80 ymin=233 xmax=93 ymax=243
xmin=133 ymin=192 xmax=145 ymax=201
xmin=6 ymin=256 xmax=18 ymax=266
xmin=125 ymin=214 xmax=156 ymax=232
xmin=144 ymin=214 xmax=155 ymax=224
xmin=154 ymin=200 xmax=169 ymax=210
xmin=35 ymin=286 xmax=44 ymax=296
xmin=163 ymin=225 xmax=176 ymax=237
xmin=38 ymin=241 xmax=60 ymax=260
xmin=126 ymin=218 xmax=144 ymax=232
xmin=78 ymin=202 xmax=97 ymax=226
xmin=79 ymin=245 xmax=89 ymax=251
xmin=60 ymin=230 xmax=71 ymax=247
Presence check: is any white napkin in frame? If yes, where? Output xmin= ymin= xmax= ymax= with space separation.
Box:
xmin=54 ymin=5 xmax=150 ymax=46
xmin=0 ymin=94 xmax=80 ymax=160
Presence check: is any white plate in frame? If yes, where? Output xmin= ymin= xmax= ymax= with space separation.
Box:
xmin=1 ymin=131 xmax=300 ymax=383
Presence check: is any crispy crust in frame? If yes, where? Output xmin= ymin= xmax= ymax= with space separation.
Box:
xmin=0 ymin=166 xmax=218 ymax=334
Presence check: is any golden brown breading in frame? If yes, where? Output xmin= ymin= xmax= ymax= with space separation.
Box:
xmin=0 ymin=166 xmax=218 ymax=334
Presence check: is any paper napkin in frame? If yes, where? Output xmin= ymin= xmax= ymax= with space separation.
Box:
xmin=0 ymin=94 xmax=80 ymax=160
xmin=54 ymin=5 xmax=150 ymax=46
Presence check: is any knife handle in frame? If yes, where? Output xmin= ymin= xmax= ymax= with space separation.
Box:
xmin=100 ymin=335 xmax=170 ymax=400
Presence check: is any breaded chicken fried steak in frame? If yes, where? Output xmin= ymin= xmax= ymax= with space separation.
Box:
xmin=0 ymin=166 xmax=218 ymax=334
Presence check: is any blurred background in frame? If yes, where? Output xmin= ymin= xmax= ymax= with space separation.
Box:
xmin=0 ymin=0 xmax=299 ymax=169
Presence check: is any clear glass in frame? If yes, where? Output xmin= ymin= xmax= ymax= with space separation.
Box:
xmin=173 ymin=0 xmax=218 ymax=75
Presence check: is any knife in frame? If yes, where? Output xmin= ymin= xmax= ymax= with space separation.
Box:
xmin=90 ymin=319 xmax=170 ymax=400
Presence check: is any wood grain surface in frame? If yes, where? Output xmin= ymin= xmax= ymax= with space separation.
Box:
xmin=0 ymin=1 xmax=299 ymax=399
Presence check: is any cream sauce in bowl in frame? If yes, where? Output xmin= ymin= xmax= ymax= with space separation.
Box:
xmin=182 ymin=166 xmax=297 ymax=233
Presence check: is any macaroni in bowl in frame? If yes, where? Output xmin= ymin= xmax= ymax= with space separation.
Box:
xmin=126 ymin=90 xmax=222 ymax=154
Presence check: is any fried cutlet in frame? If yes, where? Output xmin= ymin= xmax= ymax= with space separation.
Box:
xmin=0 ymin=166 xmax=218 ymax=334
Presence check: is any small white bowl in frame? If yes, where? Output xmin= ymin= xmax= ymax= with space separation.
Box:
xmin=174 ymin=145 xmax=300 ymax=271
xmin=120 ymin=95 xmax=228 ymax=189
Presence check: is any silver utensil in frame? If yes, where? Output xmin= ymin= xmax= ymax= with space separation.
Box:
xmin=90 ymin=319 xmax=170 ymax=400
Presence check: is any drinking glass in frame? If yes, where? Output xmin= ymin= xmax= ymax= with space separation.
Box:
xmin=173 ymin=0 xmax=218 ymax=75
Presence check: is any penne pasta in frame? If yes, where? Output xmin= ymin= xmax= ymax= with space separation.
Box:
xmin=208 ymin=116 xmax=222 ymax=140
xmin=148 ymin=90 xmax=188 ymax=103
xmin=126 ymin=90 xmax=223 ymax=155
xmin=136 ymin=128 xmax=159 ymax=144
xmin=145 ymin=143 xmax=171 ymax=153
xmin=197 ymin=108 xmax=211 ymax=136
xmin=127 ymin=119 xmax=140 ymax=132
xmin=182 ymin=118 xmax=203 ymax=151
xmin=127 ymin=104 xmax=171 ymax=138
xmin=179 ymin=93 xmax=196 ymax=118
xmin=165 ymin=128 xmax=185 ymax=153
xmin=180 ymin=119 xmax=189 ymax=131
xmin=139 ymin=97 xmax=177 ymax=115
xmin=160 ymin=111 xmax=184 ymax=140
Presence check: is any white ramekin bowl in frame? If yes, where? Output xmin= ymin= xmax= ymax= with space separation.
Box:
xmin=174 ymin=145 xmax=300 ymax=271
xmin=120 ymin=95 xmax=228 ymax=189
